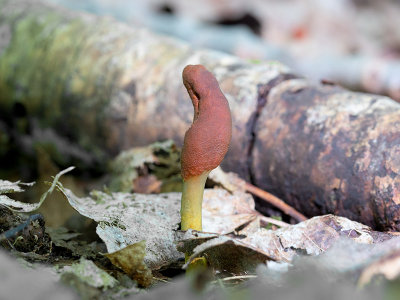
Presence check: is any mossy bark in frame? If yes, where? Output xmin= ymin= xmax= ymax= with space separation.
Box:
xmin=2 ymin=0 xmax=400 ymax=230
xmin=0 ymin=0 xmax=290 ymax=175
xmin=0 ymin=1 xmax=127 ymax=161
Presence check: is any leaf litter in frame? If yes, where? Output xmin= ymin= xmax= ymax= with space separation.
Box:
xmin=1 ymin=142 xmax=400 ymax=298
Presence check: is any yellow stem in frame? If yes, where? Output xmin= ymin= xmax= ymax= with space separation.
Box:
xmin=180 ymin=171 xmax=209 ymax=231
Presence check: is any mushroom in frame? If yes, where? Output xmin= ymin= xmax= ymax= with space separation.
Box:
xmin=180 ymin=65 xmax=232 ymax=232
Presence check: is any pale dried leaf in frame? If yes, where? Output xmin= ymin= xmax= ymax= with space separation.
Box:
xmin=0 ymin=180 xmax=34 ymax=194
xmin=203 ymin=189 xmax=259 ymax=234
xmin=0 ymin=167 xmax=74 ymax=212
xmin=57 ymin=186 xmax=182 ymax=269
xmin=244 ymin=215 xmax=375 ymax=262
xmin=275 ymin=215 xmax=374 ymax=253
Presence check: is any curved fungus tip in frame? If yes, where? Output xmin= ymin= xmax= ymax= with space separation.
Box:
xmin=181 ymin=65 xmax=232 ymax=181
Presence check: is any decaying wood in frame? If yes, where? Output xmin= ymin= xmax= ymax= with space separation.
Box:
xmin=1 ymin=0 xmax=400 ymax=230
xmin=251 ymin=80 xmax=400 ymax=231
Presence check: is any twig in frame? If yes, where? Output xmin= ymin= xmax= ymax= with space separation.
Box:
xmin=0 ymin=214 xmax=42 ymax=241
xmin=212 ymin=275 xmax=257 ymax=284
xmin=256 ymin=213 xmax=290 ymax=228
xmin=244 ymin=182 xmax=307 ymax=222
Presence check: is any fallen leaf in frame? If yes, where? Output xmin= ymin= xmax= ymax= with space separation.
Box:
xmin=0 ymin=180 xmax=34 ymax=194
xmin=46 ymin=226 xmax=104 ymax=259
xmin=105 ymin=240 xmax=152 ymax=288
xmin=0 ymin=167 xmax=74 ymax=212
xmin=208 ymin=166 xmax=246 ymax=193
xmin=244 ymin=215 xmax=377 ymax=261
xmin=57 ymin=185 xmax=182 ymax=269
xmin=60 ymin=257 xmax=118 ymax=290
xmin=202 ymin=189 xmax=259 ymax=234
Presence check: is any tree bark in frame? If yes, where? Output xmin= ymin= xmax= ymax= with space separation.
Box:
xmin=1 ymin=0 xmax=400 ymax=231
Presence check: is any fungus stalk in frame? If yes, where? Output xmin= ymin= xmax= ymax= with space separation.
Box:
xmin=181 ymin=171 xmax=209 ymax=230
xmin=180 ymin=65 xmax=232 ymax=233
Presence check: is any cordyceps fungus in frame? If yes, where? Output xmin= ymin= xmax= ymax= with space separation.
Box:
xmin=180 ymin=65 xmax=232 ymax=233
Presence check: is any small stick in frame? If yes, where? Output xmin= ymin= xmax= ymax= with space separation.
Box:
xmin=256 ymin=213 xmax=290 ymax=228
xmin=244 ymin=182 xmax=307 ymax=222
xmin=212 ymin=274 xmax=257 ymax=284
xmin=0 ymin=214 xmax=42 ymax=241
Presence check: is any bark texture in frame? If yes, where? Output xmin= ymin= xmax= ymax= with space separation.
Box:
xmin=1 ymin=0 xmax=400 ymax=230
xmin=253 ymin=80 xmax=400 ymax=230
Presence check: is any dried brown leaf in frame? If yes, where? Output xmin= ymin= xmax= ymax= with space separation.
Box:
xmin=105 ymin=241 xmax=152 ymax=288
xmin=133 ymin=175 xmax=162 ymax=194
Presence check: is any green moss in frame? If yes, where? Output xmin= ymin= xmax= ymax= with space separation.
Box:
xmin=0 ymin=9 xmax=122 ymax=160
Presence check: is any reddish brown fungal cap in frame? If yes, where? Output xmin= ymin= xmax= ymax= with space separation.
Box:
xmin=181 ymin=65 xmax=232 ymax=180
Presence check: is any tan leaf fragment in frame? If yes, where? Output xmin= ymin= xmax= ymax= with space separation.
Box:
xmin=358 ymin=249 xmax=400 ymax=285
xmin=105 ymin=241 xmax=152 ymax=288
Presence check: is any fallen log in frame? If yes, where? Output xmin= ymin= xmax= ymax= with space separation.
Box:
xmin=252 ymin=80 xmax=400 ymax=230
xmin=1 ymin=0 xmax=400 ymax=231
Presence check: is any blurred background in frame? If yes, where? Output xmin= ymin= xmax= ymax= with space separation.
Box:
xmin=49 ymin=0 xmax=400 ymax=100
xmin=3 ymin=0 xmax=400 ymax=227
